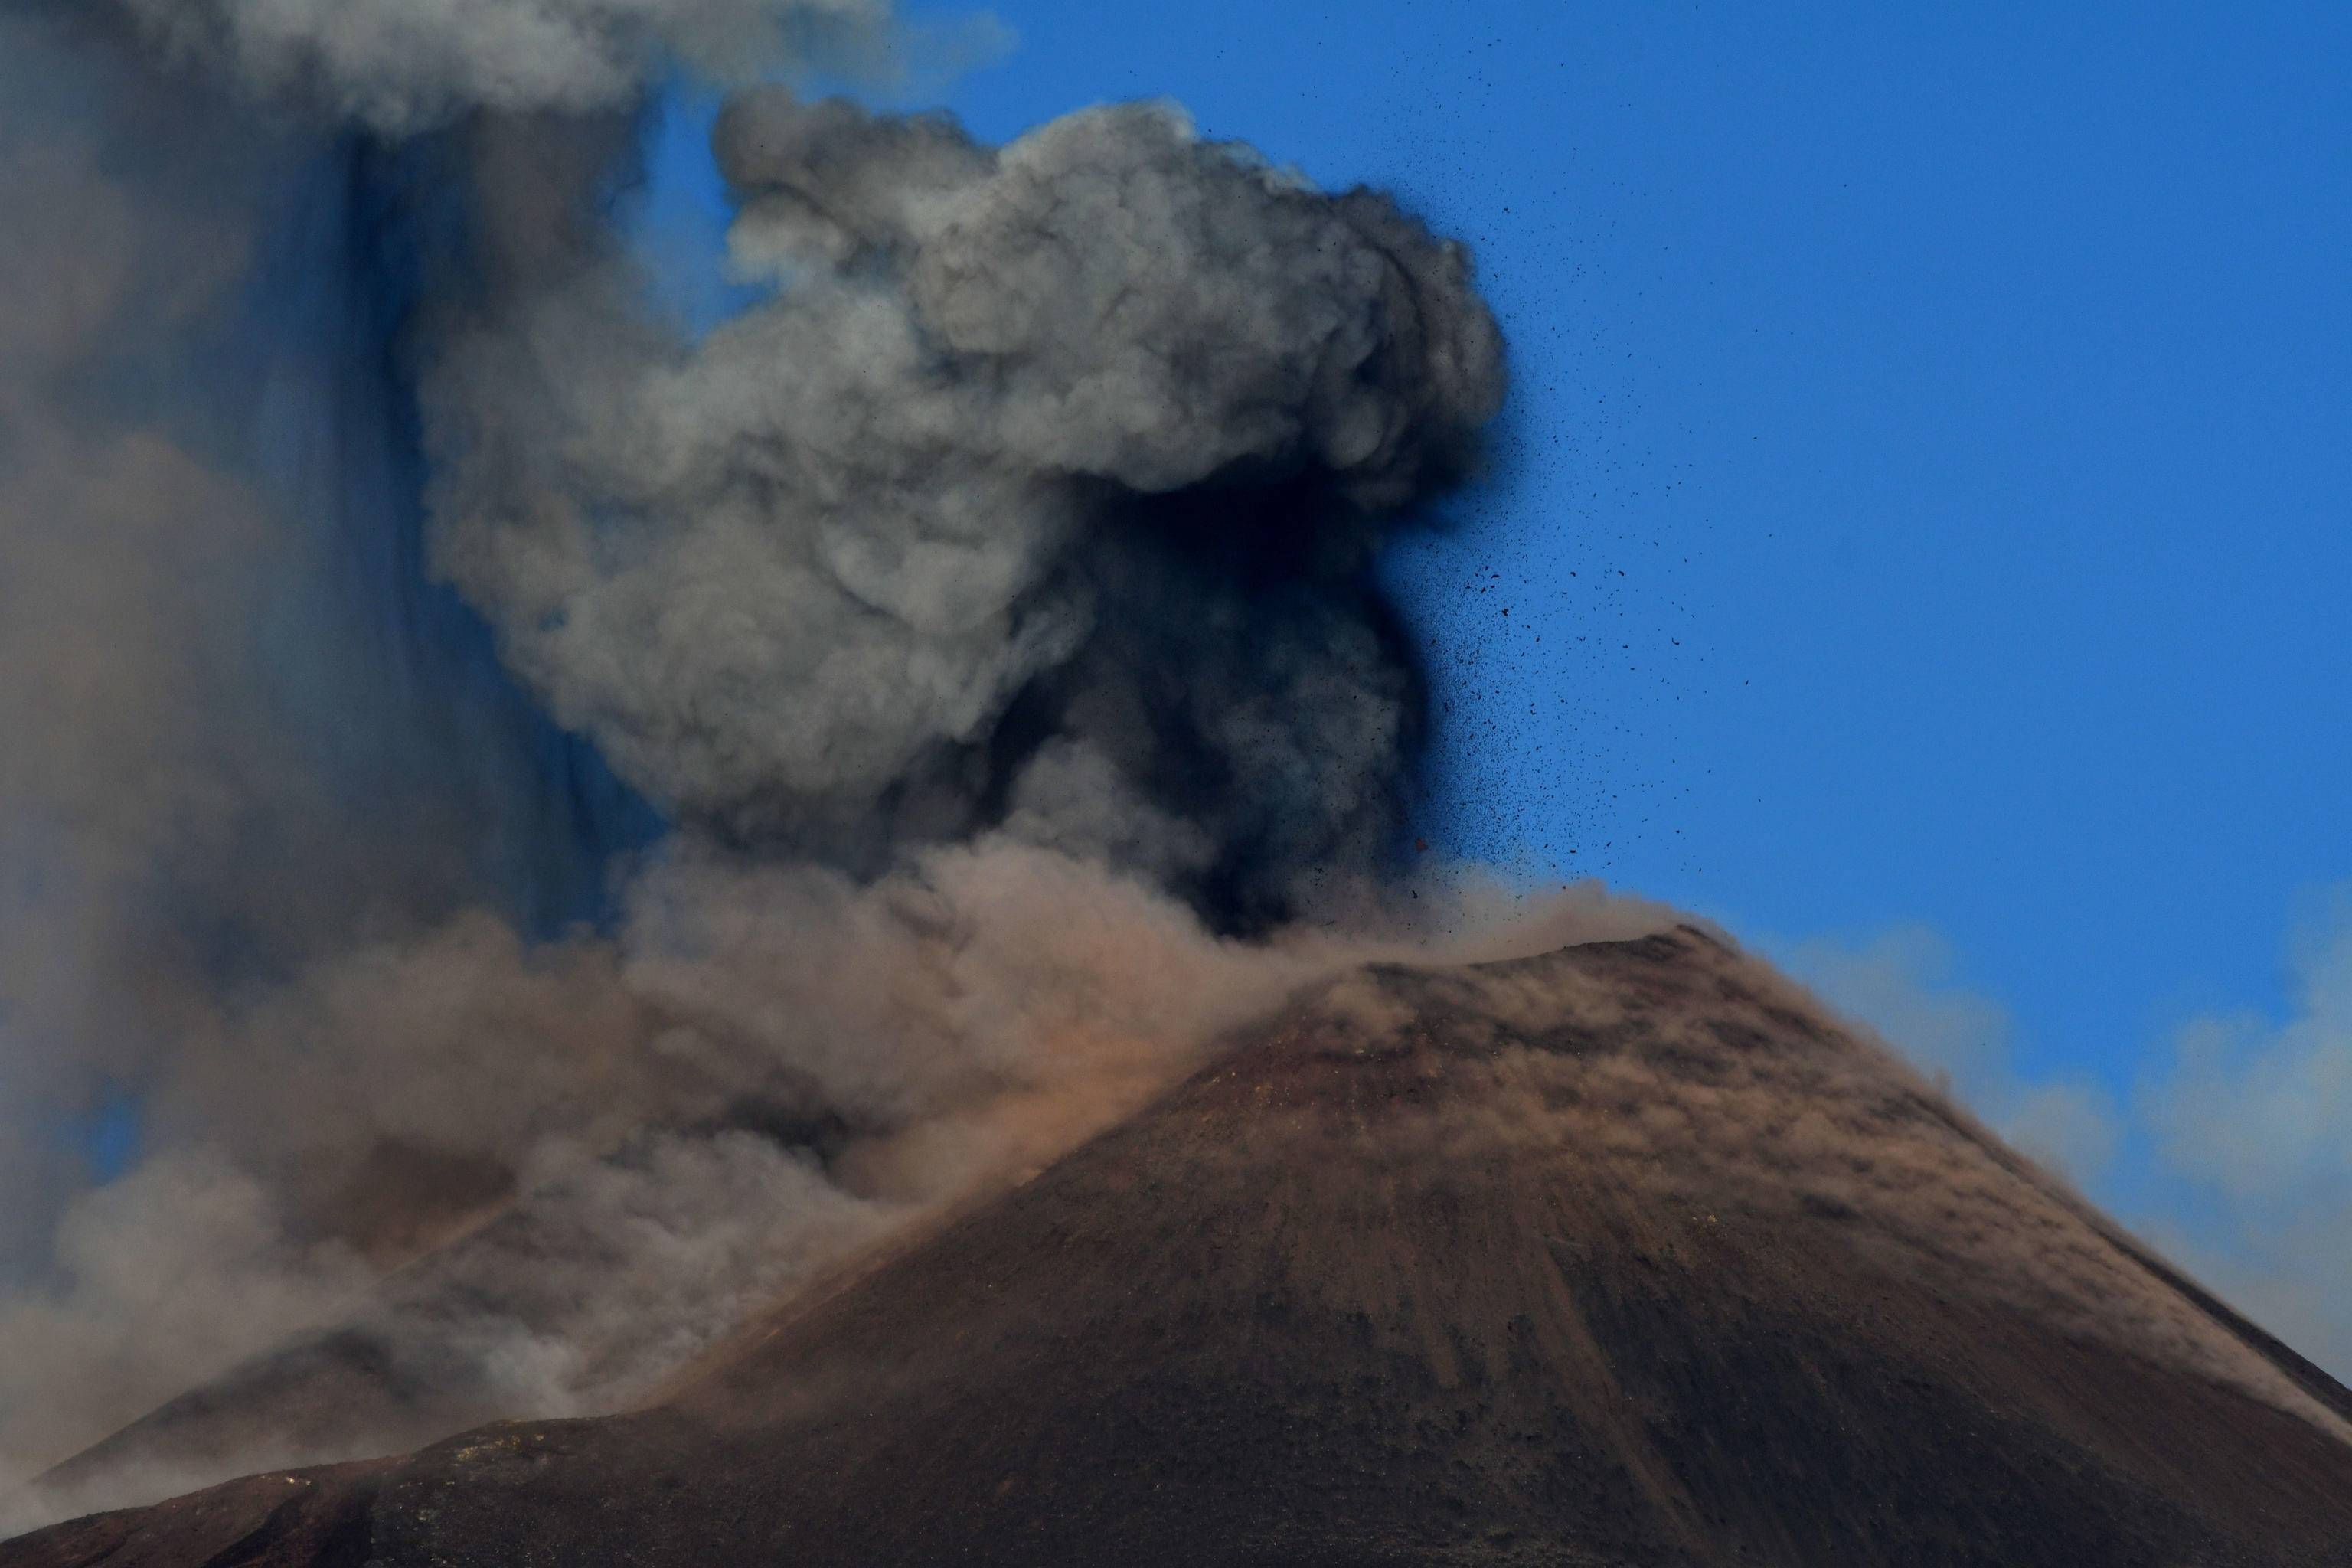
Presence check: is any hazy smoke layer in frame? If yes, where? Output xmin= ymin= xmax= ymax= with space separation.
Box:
xmin=1783 ymin=909 xmax=2352 ymax=1389
xmin=0 ymin=0 xmax=1512 ymax=1527
xmin=0 ymin=24 xmax=280 ymax=1279
xmin=2138 ymin=892 xmax=2352 ymax=1381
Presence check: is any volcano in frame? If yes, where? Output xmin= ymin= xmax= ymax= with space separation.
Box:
xmin=8 ymin=927 xmax=2351 ymax=1566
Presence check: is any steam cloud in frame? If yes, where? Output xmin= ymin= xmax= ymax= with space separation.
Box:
xmin=0 ymin=0 xmax=1517 ymax=1527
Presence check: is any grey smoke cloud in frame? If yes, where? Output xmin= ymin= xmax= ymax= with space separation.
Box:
xmin=424 ymin=92 xmax=1502 ymax=864
xmin=93 ymin=0 xmax=993 ymax=132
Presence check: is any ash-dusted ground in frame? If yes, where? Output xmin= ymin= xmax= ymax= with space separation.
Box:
xmin=10 ymin=928 xmax=2352 ymax=1566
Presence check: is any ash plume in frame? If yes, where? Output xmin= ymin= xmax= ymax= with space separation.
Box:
xmin=0 ymin=0 xmax=1514 ymax=1525
xmin=423 ymin=88 xmax=1501 ymax=906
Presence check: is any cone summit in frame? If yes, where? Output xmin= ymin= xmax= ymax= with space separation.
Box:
xmin=10 ymin=929 xmax=2350 ymax=1566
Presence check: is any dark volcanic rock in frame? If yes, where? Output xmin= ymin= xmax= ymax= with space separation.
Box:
xmin=10 ymin=929 xmax=2352 ymax=1566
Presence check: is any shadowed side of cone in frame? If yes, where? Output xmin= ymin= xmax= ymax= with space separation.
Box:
xmin=9 ymin=930 xmax=2352 ymax=1566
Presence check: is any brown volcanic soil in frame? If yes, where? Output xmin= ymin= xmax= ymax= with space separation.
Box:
xmin=9 ymin=928 xmax=2352 ymax=1566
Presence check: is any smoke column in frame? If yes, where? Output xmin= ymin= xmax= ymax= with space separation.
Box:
xmin=0 ymin=0 xmax=1530 ymax=1523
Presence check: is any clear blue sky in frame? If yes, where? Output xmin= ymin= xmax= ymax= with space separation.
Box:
xmin=645 ymin=0 xmax=2347 ymax=1256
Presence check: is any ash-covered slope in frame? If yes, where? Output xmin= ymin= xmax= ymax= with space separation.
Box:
xmin=24 ymin=1102 xmax=873 ymax=1516
xmin=10 ymin=929 xmax=2352 ymax=1567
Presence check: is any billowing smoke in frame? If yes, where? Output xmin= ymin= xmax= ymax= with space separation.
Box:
xmin=0 ymin=0 xmax=1517 ymax=1527
xmin=423 ymin=87 xmax=1499 ymax=908
xmin=74 ymin=0 xmax=999 ymax=132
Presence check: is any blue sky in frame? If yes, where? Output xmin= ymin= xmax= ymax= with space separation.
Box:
xmin=640 ymin=1 xmax=2350 ymax=1352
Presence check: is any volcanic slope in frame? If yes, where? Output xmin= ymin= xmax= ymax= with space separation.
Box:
xmin=9 ymin=927 xmax=2352 ymax=1566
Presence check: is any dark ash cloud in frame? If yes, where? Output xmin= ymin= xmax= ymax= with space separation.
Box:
xmin=425 ymin=91 xmax=1503 ymax=918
